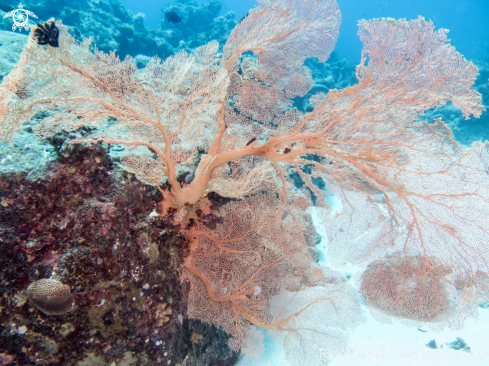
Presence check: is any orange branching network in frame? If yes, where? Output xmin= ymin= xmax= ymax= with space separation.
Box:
xmin=1 ymin=0 xmax=488 ymax=364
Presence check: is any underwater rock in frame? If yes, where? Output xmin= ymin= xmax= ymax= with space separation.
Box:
xmin=305 ymin=53 xmax=357 ymax=92
xmin=1 ymin=0 xmax=157 ymax=60
xmin=301 ymin=54 xmax=357 ymax=112
xmin=134 ymin=54 xmax=152 ymax=69
xmin=0 ymin=143 xmax=238 ymax=365
xmin=1 ymin=0 xmax=237 ymax=62
xmin=446 ymin=337 xmax=471 ymax=352
xmin=0 ymin=112 xmax=58 ymax=178
xmin=27 ymin=278 xmax=75 ymax=315
xmin=0 ymin=30 xmax=28 ymax=82
xmin=157 ymin=0 xmax=236 ymax=57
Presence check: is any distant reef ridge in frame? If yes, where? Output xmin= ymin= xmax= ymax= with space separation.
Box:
xmin=0 ymin=0 xmax=236 ymax=61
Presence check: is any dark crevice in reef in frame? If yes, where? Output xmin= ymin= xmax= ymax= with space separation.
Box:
xmin=0 ymin=144 xmax=238 ymax=366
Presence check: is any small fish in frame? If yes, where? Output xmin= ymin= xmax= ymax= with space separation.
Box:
xmin=33 ymin=19 xmax=59 ymax=47
xmin=165 ymin=11 xmax=182 ymax=24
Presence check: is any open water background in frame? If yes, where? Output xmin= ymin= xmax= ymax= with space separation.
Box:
xmin=121 ymin=0 xmax=489 ymax=63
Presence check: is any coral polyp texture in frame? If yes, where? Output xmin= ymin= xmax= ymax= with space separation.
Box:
xmin=27 ymin=278 xmax=75 ymax=315
xmin=0 ymin=0 xmax=488 ymax=365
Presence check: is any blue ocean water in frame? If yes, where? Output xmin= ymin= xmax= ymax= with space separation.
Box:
xmin=121 ymin=0 xmax=489 ymax=63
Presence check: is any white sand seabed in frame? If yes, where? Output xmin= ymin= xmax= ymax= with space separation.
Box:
xmin=329 ymin=309 xmax=489 ymax=366
xmin=238 ymin=309 xmax=489 ymax=366
xmin=237 ymin=206 xmax=489 ymax=366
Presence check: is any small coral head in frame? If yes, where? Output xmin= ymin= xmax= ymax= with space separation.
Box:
xmin=27 ymin=279 xmax=74 ymax=315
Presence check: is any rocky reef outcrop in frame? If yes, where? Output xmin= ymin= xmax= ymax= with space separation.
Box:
xmin=0 ymin=136 xmax=238 ymax=365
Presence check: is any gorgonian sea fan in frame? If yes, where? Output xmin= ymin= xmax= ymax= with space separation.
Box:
xmin=0 ymin=0 xmax=488 ymax=364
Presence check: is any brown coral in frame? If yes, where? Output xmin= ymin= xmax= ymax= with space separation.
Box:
xmin=27 ymin=279 xmax=74 ymax=315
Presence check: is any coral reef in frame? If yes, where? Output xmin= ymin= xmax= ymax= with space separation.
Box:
xmin=417 ymin=59 xmax=489 ymax=146
xmin=1 ymin=0 xmax=489 ymax=364
xmin=156 ymin=0 xmax=236 ymax=60
xmin=0 ymin=112 xmax=57 ymax=179
xmin=306 ymin=53 xmax=357 ymax=94
xmin=0 ymin=141 xmax=237 ymax=365
xmin=301 ymin=53 xmax=357 ymax=111
xmin=4 ymin=0 xmax=158 ymax=59
xmin=0 ymin=0 xmax=237 ymax=62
